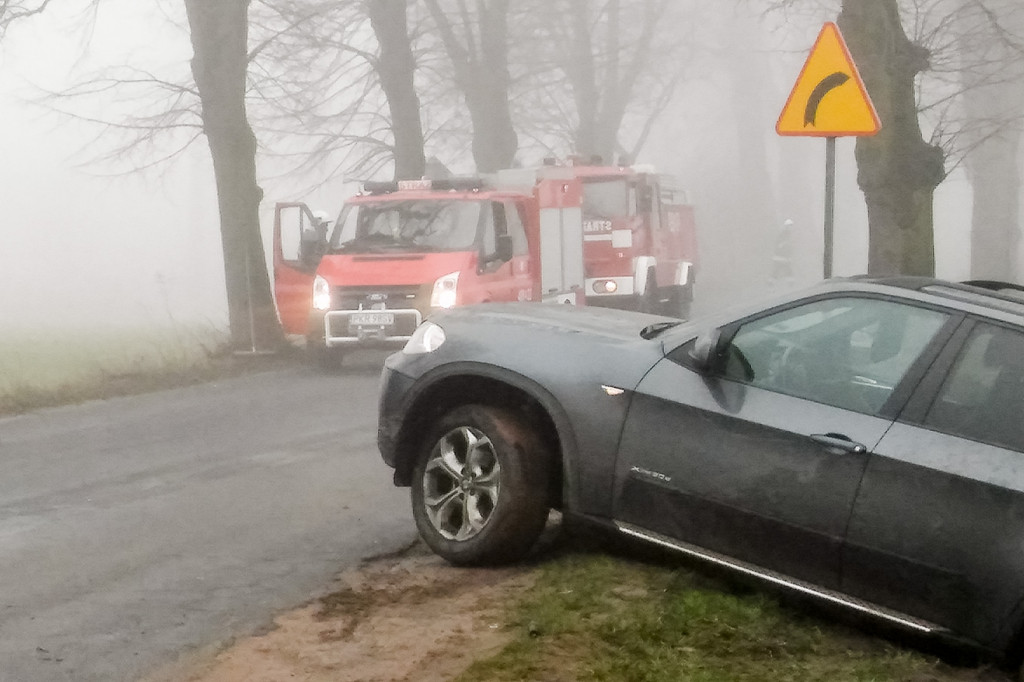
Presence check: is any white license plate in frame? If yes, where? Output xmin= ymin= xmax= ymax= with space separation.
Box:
xmin=349 ymin=311 xmax=394 ymax=326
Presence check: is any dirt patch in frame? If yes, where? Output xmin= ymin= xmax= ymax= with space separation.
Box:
xmin=146 ymin=542 xmax=533 ymax=682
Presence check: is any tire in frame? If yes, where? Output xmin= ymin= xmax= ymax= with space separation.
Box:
xmin=639 ymin=270 xmax=659 ymax=314
xmin=305 ymin=341 xmax=345 ymax=371
xmin=411 ymin=404 xmax=551 ymax=566
xmin=662 ymin=285 xmax=692 ymax=320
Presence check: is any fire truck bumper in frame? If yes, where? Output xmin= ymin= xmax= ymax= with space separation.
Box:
xmin=310 ymin=308 xmax=423 ymax=349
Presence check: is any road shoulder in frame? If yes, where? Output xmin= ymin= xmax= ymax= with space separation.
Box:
xmin=144 ymin=542 xmax=533 ymax=682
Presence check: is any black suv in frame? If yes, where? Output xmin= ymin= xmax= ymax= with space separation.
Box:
xmin=377 ymin=277 xmax=1024 ymax=667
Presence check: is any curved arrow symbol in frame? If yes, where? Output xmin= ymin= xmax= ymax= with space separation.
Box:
xmin=804 ymin=71 xmax=850 ymax=126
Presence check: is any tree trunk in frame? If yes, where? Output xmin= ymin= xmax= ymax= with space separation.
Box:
xmin=564 ymin=0 xmax=659 ymax=164
xmin=425 ymin=0 xmax=517 ymax=172
xmin=839 ymin=0 xmax=944 ymax=276
xmin=367 ymin=0 xmax=426 ymax=181
xmin=593 ymin=0 xmax=621 ymax=162
xmin=727 ymin=9 xmax=779 ymax=285
xmin=958 ymin=3 xmax=1024 ymax=282
xmin=184 ymin=0 xmax=284 ymax=352
xmin=468 ymin=0 xmax=516 ymax=172
xmin=966 ymin=122 xmax=1021 ymax=281
xmin=567 ymin=0 xmax=599 ymax=157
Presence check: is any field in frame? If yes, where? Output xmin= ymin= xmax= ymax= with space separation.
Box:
xmin=0 ymin=324 xmax=242 ymax=415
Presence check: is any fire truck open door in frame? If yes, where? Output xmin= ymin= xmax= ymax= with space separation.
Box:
xmin=272 ymin=202 xmax=322 ymax=335
xmin=535 ymin=170 xmax=585 ymax=305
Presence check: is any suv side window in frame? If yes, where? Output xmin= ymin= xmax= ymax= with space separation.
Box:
xmin=723 ymin=297 xmax=948 ymax=414
xmin=924 ymin=323 xmax=1024 ymax=451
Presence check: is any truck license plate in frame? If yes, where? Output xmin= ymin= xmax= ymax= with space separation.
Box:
xmin=349 ymin=311 xmax=394 ymax=326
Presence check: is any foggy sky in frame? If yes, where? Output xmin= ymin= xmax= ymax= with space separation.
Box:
xmin=0 ymin=1 xmax=977 ymax=332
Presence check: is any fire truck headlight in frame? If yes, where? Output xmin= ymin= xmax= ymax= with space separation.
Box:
xmin=312 ymin=275 xmax=332 ymax=311
xmin=593 ymin=279 xmax=618 ymax=294
xmin=403 ymin=321 xmax=446 ymax=354
xmin=430 ymin=271 xmax=460 ymax=308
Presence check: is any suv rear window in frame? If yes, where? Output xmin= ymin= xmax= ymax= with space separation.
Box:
xmin=924 ymin=322 xmax=1024 ymax=451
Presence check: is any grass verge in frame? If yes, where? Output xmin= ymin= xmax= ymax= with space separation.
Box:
xmin=458 ymin=541 xmax=1007 ymax=682
xmin=0 ymin=325 xmax=297 ymax=416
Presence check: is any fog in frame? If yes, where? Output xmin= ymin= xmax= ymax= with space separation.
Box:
xmin=0 ymin=3 xmax=988 ymax=332
xmin=641 ymin=7 xmax=976 ymax=310
xmin=0 ymin=3 xmax=225 ymax=331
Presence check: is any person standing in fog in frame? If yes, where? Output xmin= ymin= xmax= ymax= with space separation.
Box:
xmin=770 ymin=218 xmax=795 ymax=286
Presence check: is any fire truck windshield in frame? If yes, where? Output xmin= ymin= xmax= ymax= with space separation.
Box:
xmin=331 ymin=200 xmax=485 ymax=253
xmin=582 ymin=179 xmax=630 ymax=220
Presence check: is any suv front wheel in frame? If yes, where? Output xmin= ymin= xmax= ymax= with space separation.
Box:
xmin=411 ymin=404 xmax=551 ymax=566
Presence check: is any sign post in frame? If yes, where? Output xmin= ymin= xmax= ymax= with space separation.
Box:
xmin=776 ymin=22 xmax=880 ymax=278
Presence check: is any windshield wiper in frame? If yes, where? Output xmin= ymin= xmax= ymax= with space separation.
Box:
xmin=640 ymin=321 xmax=682 ymax=339
xmin=332 ymin=233 xmax=402 ymax=253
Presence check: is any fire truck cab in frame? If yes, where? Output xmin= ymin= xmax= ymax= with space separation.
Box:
xmin=272 ymin=172 xmax=585 ymax=366
xmin=573 ymin=163 xmax=697 ymax=318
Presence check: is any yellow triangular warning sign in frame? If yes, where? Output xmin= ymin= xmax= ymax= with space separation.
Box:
xmin=776 ymin=22 xmax=880 ymax=137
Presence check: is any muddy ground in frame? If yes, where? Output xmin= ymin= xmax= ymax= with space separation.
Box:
xmin=143 ymin=541 xmax=532 ymax=682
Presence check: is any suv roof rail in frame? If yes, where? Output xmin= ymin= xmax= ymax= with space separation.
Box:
xmin=918 ymin=279 xmax=1024 ymax=314
xmin=962 ymin=280 xmax=1024 ymax=295
xmin=844 ymin=276 xmax=1024 ymax=312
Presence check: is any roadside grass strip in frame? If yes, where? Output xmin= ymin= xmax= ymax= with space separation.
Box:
xmin=459 ymin=548 xmax=1003 ymax=682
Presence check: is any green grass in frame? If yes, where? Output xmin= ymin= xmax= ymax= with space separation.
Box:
xmin=0 ymin=324 xmax=275 ymax=415
xmin=458 ymin=546 xmax=1006 ymax=682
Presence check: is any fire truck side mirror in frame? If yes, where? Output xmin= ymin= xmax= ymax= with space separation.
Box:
xmin=494 ymin=234 xmax=514 ymax=263
xmin=637 ymin=184 xmax=655 ymax=213
xmin=299 ymin=215 xmax=329 ymax=270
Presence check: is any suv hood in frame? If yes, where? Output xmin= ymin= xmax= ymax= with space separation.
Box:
xmin=431 ymin=302 xmax=676 ymax=343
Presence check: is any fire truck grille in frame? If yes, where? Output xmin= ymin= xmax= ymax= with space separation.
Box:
xmin=330 ymin=285 xmax=424 ymax=312
xmin=325 ymin=285 xmax=426 ymax=340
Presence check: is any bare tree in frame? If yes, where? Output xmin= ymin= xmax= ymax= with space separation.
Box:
xmin=422 ymin=0 xmax=517 ymax=172
xmin=185 ymin=0 xmax=284 ymax=351
xmin=246 ymin=0 xmax=442 ymax=183
xmin=0 ymin=0 xmax=52 ymax=33
xmin=507 ymin=0 xmax=698 ymax=165
xmin=367 ymin=0 xmax=426 ymax=180
xmin=7 ymin=0 xmax=707 ymax=349
xmin=246 ymin=0 xmax=393 ymax=182
xmin=839 ymin=0 xmax=945 ymax=276
xmin=949 ymin=0 xmax=1024 ymax=280
xmin=765 ymin=0 xmax=1024 ymax=276
xmin=4 ymin=0 xmax=285 ymax=349
xmin=221 ymin=0 xmax=704 ymax=181
xmin=555 ymin=0 xmax=674 ymax=162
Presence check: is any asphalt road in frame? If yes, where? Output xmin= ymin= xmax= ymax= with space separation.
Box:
xmin=0 ymin=352 xmax=416 ymax=682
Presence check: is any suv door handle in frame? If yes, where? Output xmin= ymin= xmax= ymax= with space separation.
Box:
xmin=809 ymin=433 xmax=868 ymax=455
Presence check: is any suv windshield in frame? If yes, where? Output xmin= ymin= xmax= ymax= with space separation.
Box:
xmin=330 ymin=200 xmax=485 ymax=253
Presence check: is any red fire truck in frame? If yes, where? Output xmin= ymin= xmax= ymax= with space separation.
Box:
xmin=573 ymin=163 xmax=697 ymax=316
xmin=272 ymin=160 xmax=697 ymax=366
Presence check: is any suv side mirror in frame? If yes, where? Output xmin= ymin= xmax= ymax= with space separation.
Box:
xmin=688 ymin=328 xmax=723 ymax=374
